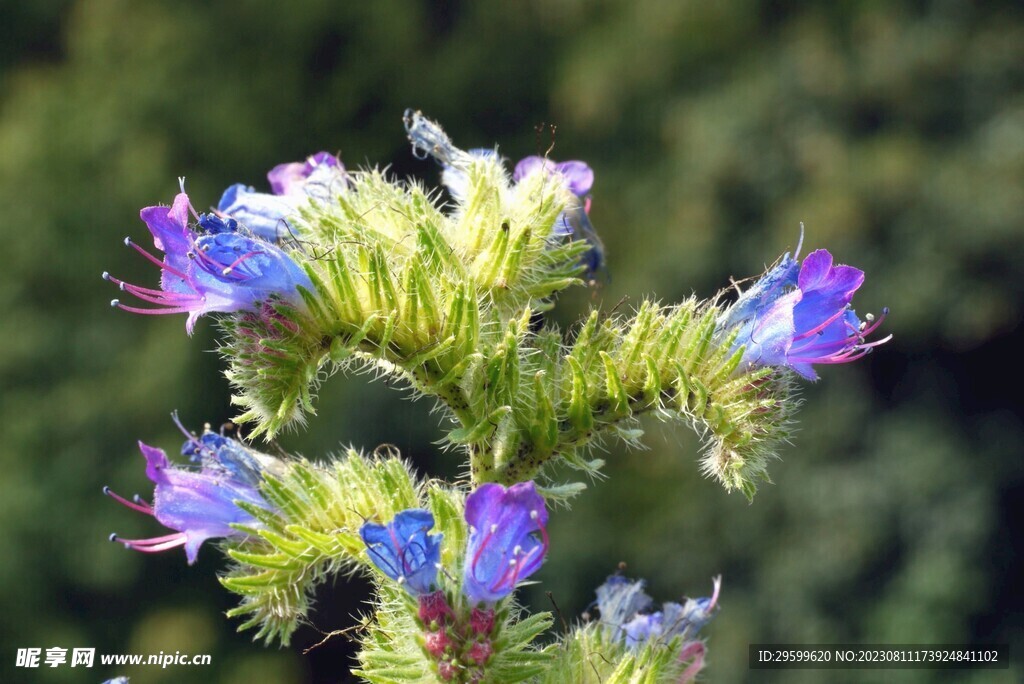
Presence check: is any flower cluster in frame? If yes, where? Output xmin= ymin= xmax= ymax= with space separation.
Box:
xmin=97 ymin=111 xmax=895 ymax=681
xmin=360 ymin=481 xmax=549 ymax=604
xmin=106 ymin=418 xmax=278 ymax=564
xmin=719 ymin=240 xmax=890 ymax=379
xmin=359 ymin=482 xmax=548 ymax=681
xmin=105 ymin=185 xmax=312 ymax=334
xmin=594 ymin=574 xmax=721 ymax=680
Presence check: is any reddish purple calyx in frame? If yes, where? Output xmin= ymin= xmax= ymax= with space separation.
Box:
xmin=418 ymin=590 xmax=455 ymax=626
xmin=469 ymin=607 xmax=495 ymax=636
xmin=466 ymin=640 xmax=493 ymax=666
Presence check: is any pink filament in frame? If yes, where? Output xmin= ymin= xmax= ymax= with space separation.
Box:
xmin=105 ymin=487 xmax=153 ymax=515
xmin=791 ymin=306 xmax=851 ymax=342
xmin=115 ymin=533 xmax=188 ymax=553
xmin=113 ymin=301 xmax=197 ymax=315
xmin=126 ymin=239 xmax=191 ymax=282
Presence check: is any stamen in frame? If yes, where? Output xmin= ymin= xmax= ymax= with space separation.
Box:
xmin=221 ymin=251 xmax=261 ymax=276
xmin=792 ymin=306 xmax=850 ymax=341
xmin=115 ymin=533 xmax=189 ymax=554
xmin=103 ymin=486 xmax=154 ymax=515
xmin=105 ymin=273 xmax=190 ymax=299
xmin=192 ymin=242 xmax=250 ymax=280
xmin=113 ymin=532 xmax=183 ymax=546
xmin=125 ymin=237 xmax=191 ymax=282
xmin=111 ymin=300 xmax=196 ymax=315
xmin=366 ymin=541 xmax=403 ymax=578
xmin=115 ymin=285 xmax=201 ymax=307
xmin=858 ymin=307 xmax=889 ymax=338
xmin=470 ymin=526 xmax=498 ymax=583
xmin=172 ymin=411 xmax=208 ymax=458
xmin=387 ymin=527 xmax=414 ymax=574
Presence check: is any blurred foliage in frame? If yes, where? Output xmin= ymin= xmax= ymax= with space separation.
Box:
xmin=1 ymin=0 xmax=1021 ymax=682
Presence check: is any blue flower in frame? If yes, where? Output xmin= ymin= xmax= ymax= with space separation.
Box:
xmin=360 ymin=509 xmax=442 ymax=596
xmin=216 ymin=184 xmax=298 ymax=242
xmin=623 ymin=612 xmax=663 ymax=648
xmin=105 ymin=189 xmax=312 ymax=334
xmin=594 ymin=575 xmax=721 ymax=649
xmin=659 ymin=578 xmax=721 ymax=641
xmin=594 ymin=575 xmax=655 ymax=639
xmin=722 ymin=247 xmax=890 ymax=379
xmin=463 ymin=482 xmax=549 ymax=605
xmin=218 ymin=152 xmax=346 ymax=242
xmin=106 ymin=421 xmax=277 ymax=564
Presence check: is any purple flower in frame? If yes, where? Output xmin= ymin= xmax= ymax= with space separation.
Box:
xmin=106 ymin=422 xmax=276 ymax=564
xmin=105 ymin=190 xmax=312 ymax=334
xmin=218 ymin=152 xmax=345 ymax=241
xmin=463 ymin=482 xmax=549 ymax=605
xmin=268 ymin=151 xmax=343 ymax=196
xmin=513 ymin=156 xmax=605 ymax=278
xmin=360 ymin=509 xmax=443 ymax=596
xmin=513 ymin=156 xmax=594 ymax=199
xmin=723 ymin=248 xmax=890 ymax=379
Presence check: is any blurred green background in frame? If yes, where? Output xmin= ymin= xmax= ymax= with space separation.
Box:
xmin=1 ymin=1 xmax=1021 ymax=682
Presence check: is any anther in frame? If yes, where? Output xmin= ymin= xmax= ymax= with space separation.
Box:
xmin=530 ymin=510 xmax=539 ymax=520
xmin=124 ymin=237 xmax=132 ymax=247
xmin=102 ymin=486 xmax=111 ymax=495
xmin=102 ymin=271 xmax=111 ymax=280
xmin=108 ymin=533 xmax=119 ymax=542
xmin=110 ymin=299 xmax=120 ymax=307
